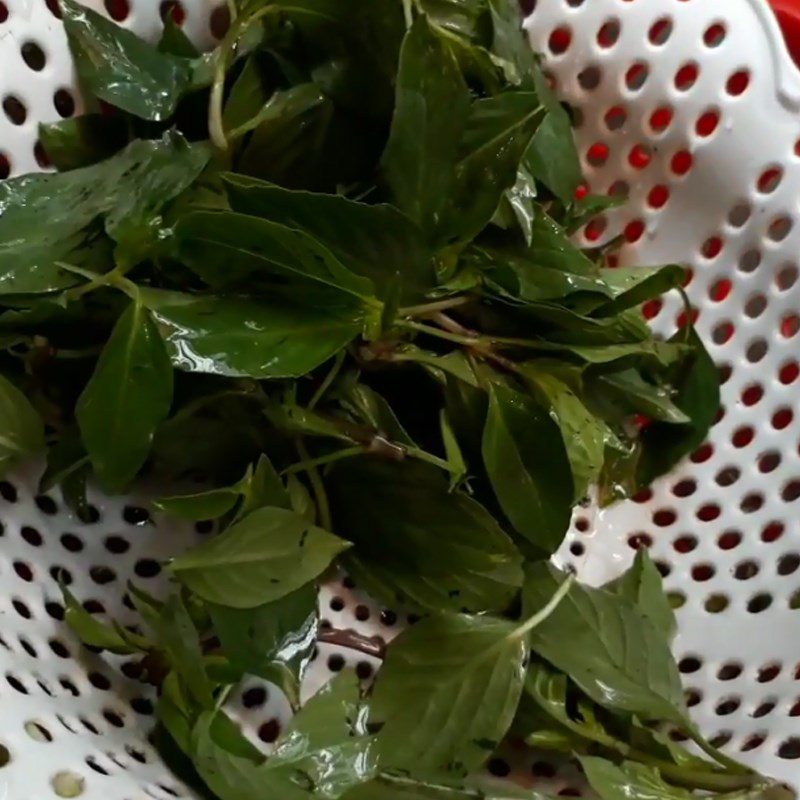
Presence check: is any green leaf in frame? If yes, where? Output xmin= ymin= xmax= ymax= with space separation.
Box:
xmin=174 ymin=211 xmax=375 ymax=301
xmin=236 ymin=453 xmax=291 ymax=519
xmin=482 ymin=385 xmax=573 ymax=554
xmin=488 ymin=0 xmax=536 ymax=87
xmin=0 ymin=132 xmax=208 ymax=289
xmin=237 ymin=84 xmax=334 ymax=185
xmin=474 ymin=245 xmax=610 ymax=304
xmin=441 ymin=91 xmax=544 ymax=243
xmin=151 ymin=593 xmax=215 ymax=708
xmin=209 ymin=583 xmax=318 ymax=708
xmin=328 ymin=459 xmax=522 ymax=614
xmin=76 ymin=300 xmax=173 ymax=492
xmin=606 ymin=551 xmax=677 ymax=638
xmin=589 ymin=369 xmax=691 ymax=425
xmin=524 ymin=67 xmax=581 ymax=204
xmin=62 ymin=0 xmax=193 ymax=120
xmin=523 ymin=564 xmax=686 ymax=724
xmin=38 ymin=115 xmax=129 ymax=171
xmin=591 ymin=265 xmax=686 ymax=317
xmin=223 ymin=175 xmax=434 ymax=300
xmin=192 ymin=673 xmax=376 ymax=800
xmin=154 ymin=488 xmax=240 ymax=521
xmin=337 ymin=383 xmax=415 ymax=446
xmin=525 ymin=210 xmax=597 ymax=276
xmin=440 ymin=409 xmax=467 ymax=491
xmin=521 ymin=365 xmax=607 ymax=499
xmin=636 ymin=329 xmax=720 ymax=485
xmin=159 ymin=16 xmax=201 ymax=58
xmin=0 ymin=373 xmax=44 ymax=474
xmin=371 ymin=612 xmax=528 ymax=773
xmin=222 ymin=54 xmax=271 ymax=132
xmin=169 ymin=505 xmax=350 ymax=608
xmin=381 ymin=14 xmax=471 ymax=236
xmin=142 ymin=288 xmax=362 ymax=380
xmin=581 ymin=757 xmax=790 ymax=800
xmin=344 ymin=775 xmax=549 ymax=800
xmin=62 ymin=587 xmax=145 ymax=655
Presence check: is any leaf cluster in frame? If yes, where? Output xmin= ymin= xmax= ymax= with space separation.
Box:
xmin=0 ymin=0 xmax=772 ymax=797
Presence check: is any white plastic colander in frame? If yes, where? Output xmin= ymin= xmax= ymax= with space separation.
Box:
xmin=0 ymin=0 xmax=797 ymax=797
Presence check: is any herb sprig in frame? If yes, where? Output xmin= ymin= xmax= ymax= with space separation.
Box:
xmin=0 ymin=0 xmax=789 ymax=797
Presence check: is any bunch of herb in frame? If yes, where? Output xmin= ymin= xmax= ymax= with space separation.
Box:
xmin=0 ymin=0 xmax=788 ymax=797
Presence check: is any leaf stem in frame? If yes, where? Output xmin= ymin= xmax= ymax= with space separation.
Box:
xmin=399 ymin=296 xmax=470 ymax=318
xmin=404 ymin=445 xmax=457 ymax=474
xmin=282 ymin=446 xmax=366 ymax=476
xmin=296 ymin=438 xmax=332 ymax=530
xmin=309 ymin=350 xmax=346 ymax=410
xmin=399 ymin=319 xmax=480 ymax=346
xmin=687 ymin=723 xmax=753 ymax=775
xmin=515 ymin=573 xmax=575 ymax=638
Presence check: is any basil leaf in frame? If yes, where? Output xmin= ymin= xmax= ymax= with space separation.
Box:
xmin=344 ymin=775 xmax=549 ymax=800
xmin=169 ymin=505 xmax=350 ymax=608
xmin=525 ymin=210 xmax=597 ymax=276
xmin=235 ymin=453 xmax=291 ymax=518
xmin=237 ymin=84 xmax=334 ymax=186
xmin=0 ymin=132 xmax=208 ymax=289
xmin=222 ymin=54 xmax=272 ymax=133
xmin=524 ymin=67 xmax=581 ymax=204
xmin=590 ymin=369 xmax=691 ymax=425
xmin=174 ymin=210 xmax=375 ymax=300
xmin=61 ymin=0 xmax=194 ymax=120
xmin=76 ymin=300 xmax=173 ymax=492
xmin=591 ymin=265 xmax=686 ymax=317
xmin=192 ymin=673 xmax=376 ymax=800
xmin=382 ymin=15 xmax=471 ymax=237
xmin=488 ymin=0 xmax=536 ymax=88
xmin=142 ymin=288 xmax=362 ymax=380
xmin=328 ymin=459 xmax=523 ymax=614
xmin=209 ymin=584 xmax=318 ymax=708
xmin=62 ymin=587 xmax=145 ymax=655
xmin=223 ymin=175 xmax=434 ymax=300
xmin=441 ymin=91 xmax=544 ymax=243
xmin=370 ymin=612 xmax=528 ymax=773
xmin=38 ymin=115 xmax=129 ymax=171
xmin=524 ymin=564 xmax=686 ymax=724
xmin=581 ymin=757 xmax=789 ymax=800
xmin=159 ymin=16 xmax=201 ymax=58
xmin=521 ymin=365 xmax=607 ymax=499
xmin=0 ymin=373 xmax=44 ymax=474
xmin=154 ymin=488 xmax=240 ymax=521
xmin=636 ymin=329 xmax=720 ymax=485
xmin=337 ymin=383 xmax=415 ymax=446
xmin=152 ymin=594 xmax=215 ymax=708
xmin=606 ymin=551 xmax=677 ymax=638
xmin=482 ymin=385 xmax=573 ymax=554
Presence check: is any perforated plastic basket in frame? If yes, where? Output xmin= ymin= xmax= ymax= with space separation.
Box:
xmin=0 ymin=0 xmax=798 ymax=797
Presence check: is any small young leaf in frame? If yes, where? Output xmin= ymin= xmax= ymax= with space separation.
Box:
xmin=440 ymin=409 xmax=467 ymax=491
xmin=0 ymin=373 xmax=45 ymax=475
xmin=169 ymin=506 xmax=350 ymax=608
xmin=606 ymin=550 xmax=677 ymax=638
xmin=381 ymin=15 xmax=471 ymax=236
xmin=235 ymin=453 xmax=291 ymax=519
xmin=63 ymin=587 xmax=145 ymax=655
xmin=142 ymin=288 xmax=362 ymax=380
xmin=370 ymin=612 xmax=528 ymax=773
xmin=523 ymin=67 xmax=581 ymax=205
xmin=482 ymin=385 xmax=573 ymax=554
xmin=523 ymin=564 xmax=686 ymax=724
xmin=209 ymin=584 xmax=318 ymax=708
xmin=328 ymin=459 xmax=523 ymax=614
xmin=154 ymin=488 xmax=240 ymax=521
xmin=76 ymin=300 xmax=173 ymax=492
